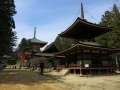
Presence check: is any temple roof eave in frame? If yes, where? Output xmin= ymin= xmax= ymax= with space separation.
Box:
xmin=42 ymin=42 xmax=59 ymax=53
xmin=55 ymin=43 xmax=120 ymax=56
xmin=30 ymin=38 xmax=47 ymax=44
xmin=59 ymin=17 xmax=113 ymax=39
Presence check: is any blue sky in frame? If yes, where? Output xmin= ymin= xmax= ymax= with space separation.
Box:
xmin=14 ymin=0 xmax=120 ymax=49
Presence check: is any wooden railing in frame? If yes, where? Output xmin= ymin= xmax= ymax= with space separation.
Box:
xmin=58 ymin=64 xmax=116 ymax=68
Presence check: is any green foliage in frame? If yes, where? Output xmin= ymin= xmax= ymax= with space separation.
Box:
xmin=18 ymin=38 xmax=33 ymax=53
xmin=54 ymin=36 xmax=75 ymax=51
xmin=0 ymin=0 xmax=17 ymax=56
xmin=96 ymin=4 xmax=120 ymax=48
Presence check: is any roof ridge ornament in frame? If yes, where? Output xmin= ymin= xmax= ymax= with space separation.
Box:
xmin=81 ymin=3 xmax=84 ymax=19
xmin=34 ymin=27 xmax=36 ymax=38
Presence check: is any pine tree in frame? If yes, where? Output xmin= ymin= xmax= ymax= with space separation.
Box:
xmin=18 ymin=38 xmax=33 ymax=53
xmin=96 ymin=4 xmax=120 ymax=67
xmin=0 ymin=0 xmax=17 ymax=56
xmin=96 ymin=4 xmax=120 ymax=48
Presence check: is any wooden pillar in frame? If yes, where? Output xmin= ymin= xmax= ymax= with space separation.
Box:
xmin=107 ymin=68 xmax=108 ymax=74
xmin=115 ymin=56 xmax=119 ymax=71
xmin=74 ymin=69 xmax=76 ymax=74
xmin=80 ymin=50 xmax=84 ymax=76
xmin=99 ymin=68 xmax=101 ymax=75
xmin=90 ymin=68 xmax=92 ymax=75
xmin=80 ymin=68 xmax=82 ymax=76
xmin=80 ymin=60 xmax=83 ymax=76
xmin=107 ymin=54 xmax=109 ymax=74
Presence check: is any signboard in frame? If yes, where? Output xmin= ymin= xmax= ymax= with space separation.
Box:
xmin=85 ymin=64 xmax=89 ymax=68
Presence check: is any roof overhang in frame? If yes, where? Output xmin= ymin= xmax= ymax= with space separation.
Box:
xmin=42 ymin=42 xmax=59 ymax=53
xmin=31 ymin=38 xmax=47 ymax=47
xmin=35 ymin=53 xmax=65 ymax=58
xmin=55 ymin=43 xmax=120 ymax=56
xmin=32 ymin=42 xmax=47 ymax=48
xmin=59 ymin=18 xmax=113 ymax=40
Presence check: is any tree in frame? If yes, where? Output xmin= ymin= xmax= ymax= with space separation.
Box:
xmin=0 ymin=0 xmax=17 ymax=56
xmin=96 ymin=4 xmax=120 ymax=48
xmin=96 ymin=4 xmax=120 ymax=68
xmin=18 ymin=38 xmax=33 ymax=53
xmin=54 ymin=36 xmax=75 ymax=51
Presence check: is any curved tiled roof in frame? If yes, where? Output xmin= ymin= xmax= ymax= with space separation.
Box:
xmin=55 ymin=43 xmax=120 ymax=56
xmin=59 ymin=17 xmax=113 ymax=40
xmin=31 ymin=38 xmax=47 ymax=44
xmin=42 ymin=42 xmax=59 ymax=53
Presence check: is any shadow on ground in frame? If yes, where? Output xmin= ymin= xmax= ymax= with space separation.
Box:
xmin=0 ymin=69 xmax=64 ymax=85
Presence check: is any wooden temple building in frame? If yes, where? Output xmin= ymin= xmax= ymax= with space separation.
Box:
xmin=55 ymin=4 xmax=120 ymax=75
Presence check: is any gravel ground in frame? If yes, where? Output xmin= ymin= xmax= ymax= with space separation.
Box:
xmin=0 ymin=69 xmax=71 ymax=90
xmin=0 ymin=69 xmax=120 ymax=90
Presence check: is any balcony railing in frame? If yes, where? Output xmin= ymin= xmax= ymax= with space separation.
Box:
xmin=58 ymin=64 xmax=116 ymax=68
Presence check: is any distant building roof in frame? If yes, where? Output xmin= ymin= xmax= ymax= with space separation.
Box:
xmin=42 ymin=42 xmax=59 ymax=53
xmin=35 ymin=53 xmax=65 ymax=58
xmin=31 ymin=38 xmax=47 ymax=44
xmin=30 ymin=38 xmax=47 ymax=48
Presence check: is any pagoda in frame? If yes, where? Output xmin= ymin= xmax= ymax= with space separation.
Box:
xmin=17 ymin=27 xmax=47 ymax=67
xmin=30 ymin=27 xmax=47 ymax=52
xmin=55 ymin=3 xmax=120 ymax=75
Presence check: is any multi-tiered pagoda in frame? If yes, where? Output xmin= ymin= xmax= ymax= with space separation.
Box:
xmin=31 ymin=27 xmax=47 ymax=51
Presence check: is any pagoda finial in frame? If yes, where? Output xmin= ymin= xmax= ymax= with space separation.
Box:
xmin=81 ymin=3 xmax=84 ymax=19
xmin=34 ymin=27 xmax=36 ymax=38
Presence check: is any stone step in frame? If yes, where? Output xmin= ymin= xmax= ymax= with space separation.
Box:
xmin=59 ymin=69 xmax=70 ymax=75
